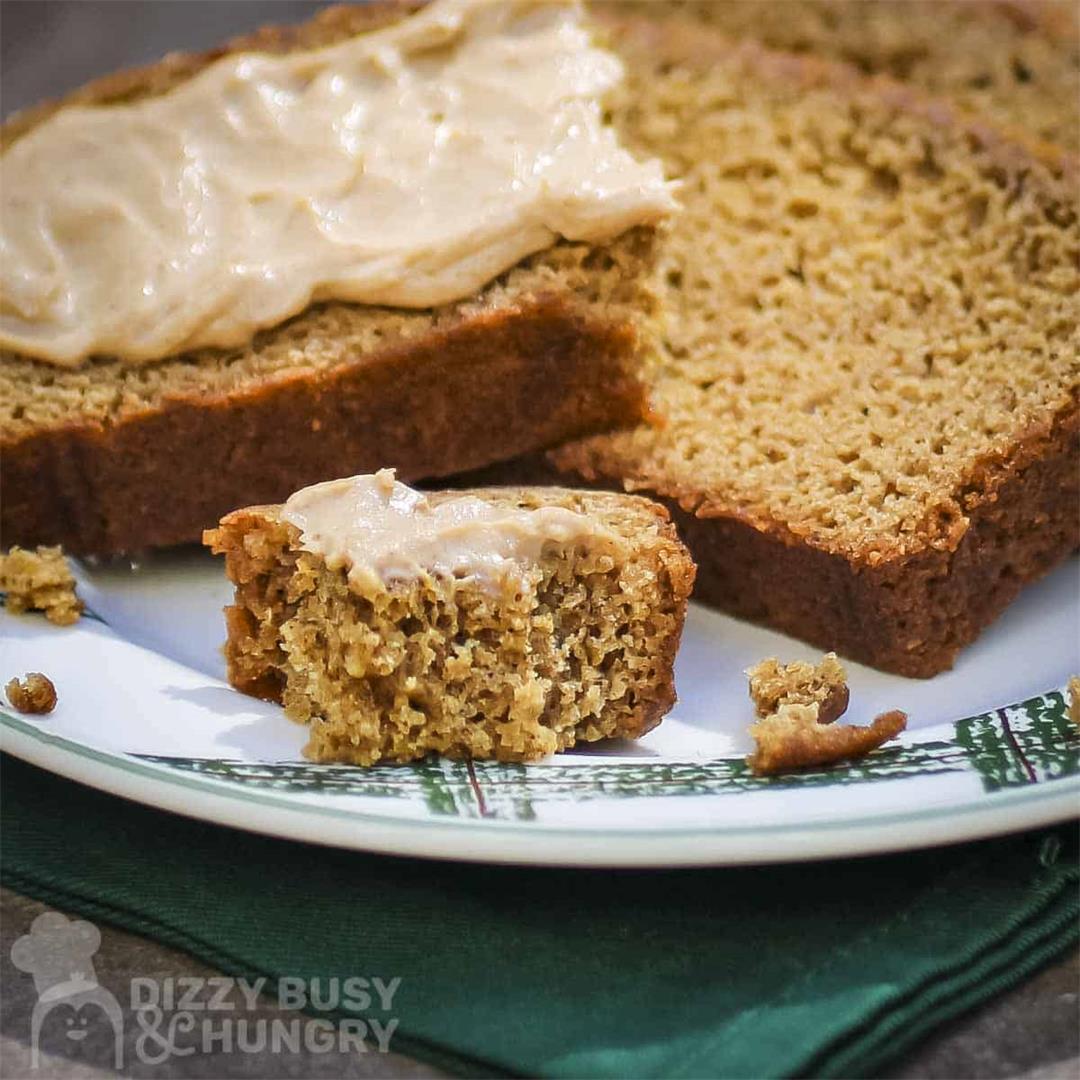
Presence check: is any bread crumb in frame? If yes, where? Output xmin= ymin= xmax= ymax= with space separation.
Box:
xmin=5 ymin=672 xmax=57 ymax=715
xmin=0 ymin=546 xmax=83 ymax=626
xmin=1068 ymin=677 xmax=1080 ymax=727
xmin=747 ymin=653 xmax=850 ymax=725
xmin=748 ymin=704 xmax=907 ymax=777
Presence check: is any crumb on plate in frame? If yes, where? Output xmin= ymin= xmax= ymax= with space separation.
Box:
xmin=5 ymin=672 xmax=58 ymax=715
xmin=0 ymin=545 xmax=83 ymax=626
xmin=746 ymin=652 xmax=850 ymax=725
xmin=748 ymin=703 xmax=907 ymax=777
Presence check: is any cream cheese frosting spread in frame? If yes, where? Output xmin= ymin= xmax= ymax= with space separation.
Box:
xmin=281 ymin=470 xmax=617 ymax=594
xmin=0 ymin=0 xmax=675 ymax=367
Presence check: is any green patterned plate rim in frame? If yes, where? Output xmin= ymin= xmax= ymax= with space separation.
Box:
xmin=3 ymin=686 xmax=1077 ymax=866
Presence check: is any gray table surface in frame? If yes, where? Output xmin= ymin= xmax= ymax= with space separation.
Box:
xmin=2 ymin=3 xmax=1078 ymax=1076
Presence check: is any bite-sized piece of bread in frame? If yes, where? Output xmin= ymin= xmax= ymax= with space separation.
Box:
xmin=748 ymin=705 xmax=907 ymax=777
xmin=747 ymin=653 xmax=850 ymax=725
xmin=1068 ymin=677 xmax=1080 ymax=726
xmin=550 ymin=11 xmax=1079 ymax=677
xmin=0 ymin=4 xmax=659 ymax=555
xmin=5 ymin=673 xmax=58 ymax=715
xmin=619 ymin=0 xmax=1079 ymax=151
xmin=205 ymin=486 xmax=695 ymax=765
xmin=0 ymin=546 xmax=83 ymax=626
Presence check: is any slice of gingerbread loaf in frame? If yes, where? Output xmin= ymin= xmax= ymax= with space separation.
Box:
xmin=1 ymin=2 xmax=668 ymax=555
xmin=548 ymin=9 xmax=1079 ymax=677
xmin=205 ymin=472 xmax=695 ymax=765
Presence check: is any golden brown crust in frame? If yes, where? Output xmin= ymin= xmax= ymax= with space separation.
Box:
xmin=666 ymin=405 xmax=1079 ymax=677
xmin=5 ymin=673 xmax=58 ymax=715
xmin=1068 ymin=677 xmax=1080 ymax=727
xmin=748 ymin=706 xmax=907 ymax=776
xmin=3 ymin=298 xmax=649 ymax=554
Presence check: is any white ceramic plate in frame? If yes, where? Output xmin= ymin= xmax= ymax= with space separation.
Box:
xmin=2 ymin=550 xmax=1078 ymax=866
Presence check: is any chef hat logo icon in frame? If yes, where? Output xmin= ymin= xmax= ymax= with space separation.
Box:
xmin=11 ymin=911 xmax=123 ymax=1070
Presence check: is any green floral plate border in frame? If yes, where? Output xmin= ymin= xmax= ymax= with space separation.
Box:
xmin=3 ymin=687 xmax=1077 ymax=866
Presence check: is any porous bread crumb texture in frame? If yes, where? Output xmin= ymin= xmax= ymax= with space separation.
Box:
xmin=0 ymin=1 xmax=658 ymax=440
xmin=1069 ymin=676 xmax=1080 ymax=726
xmin=748 ymin=705 xmax=907 ymax=776
xmin=616 ymin=0 xmax=1080 ymax=152
xmin=5 ymin=673 xmax=58 ymax=715
xmin=747 ymin=653 xmax=850 ymax=724
xmin=0 ymin=546 xmax=83 ymax=625
xmin=556 ymin=11 xmax=1079 ymax=565
xmin=206 ymin=487 xmax=695 ymax=765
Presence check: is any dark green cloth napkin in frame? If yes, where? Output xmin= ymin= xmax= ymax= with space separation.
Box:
xmin=2 ymin=756 xmax=1077 ymax=1078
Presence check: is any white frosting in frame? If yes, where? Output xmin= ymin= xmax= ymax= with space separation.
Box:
xmin=281 ymin=470 xmax=615 ymax=594
xmin=0 ymin=0 xmax=675 ymax=366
